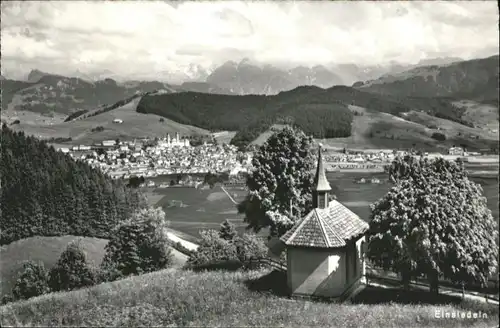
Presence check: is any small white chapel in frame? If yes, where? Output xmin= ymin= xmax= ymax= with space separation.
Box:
xmin=269 ymin=146 xmax=370 ymax=300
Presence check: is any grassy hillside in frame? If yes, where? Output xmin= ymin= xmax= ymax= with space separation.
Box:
xmin=0 ymin=80 xmax=36 ymax=111
xmin=0 ymin=236 xmax=107 ymax=298
xmin=0 ymin=235 xmax=188 ymax=298
xmin=9 ymin=96 xmax=209 ymax=144
xmin=1 ymin=268 xmax=497 ymax=327
xmin=453 ymin=100 xmax=499 ymax=130
xmin=358 ymin=55 xmax=499 ymax=104
xmin=252 ymin=105 xmax=498 ymax=152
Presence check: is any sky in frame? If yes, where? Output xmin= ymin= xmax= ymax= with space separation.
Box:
xmin=1 ymin=0 xmax=498 ymax=81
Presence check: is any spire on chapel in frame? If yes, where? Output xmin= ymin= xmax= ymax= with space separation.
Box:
xmin=313 ymin=145 xmax=331 ymax=208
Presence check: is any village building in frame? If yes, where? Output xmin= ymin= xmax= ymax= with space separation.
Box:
xmin=102 ymin=140 xmax=116 ymax=147
xmin=448 ymin=146 xmax=465 ymax=156
xmin=158 ymin=133 xmax=191 ymax=148
xmin=269 ymin=146 xmax=370 ymax=301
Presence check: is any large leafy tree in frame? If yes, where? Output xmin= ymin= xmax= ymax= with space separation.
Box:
xmin=237 ymin=126 xmax=316 ymax=237
xmin=367 ymin=155 xmax=498 ymax=294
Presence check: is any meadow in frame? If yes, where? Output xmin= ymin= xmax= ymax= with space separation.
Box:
xmin=9 ymin=96 xmax=208 ymax=145
xmin=1 ymin=268 xmax=497 ymax=328
xmin=145 ymin=170 xmax=499 ymax=241
xmin=148 ymin=184 xmax=252 ymax=239
xmin=0 ymin=235 xmax=188 ymax=298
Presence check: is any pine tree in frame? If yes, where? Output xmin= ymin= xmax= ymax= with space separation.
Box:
xmin=100 ymin=208 xmax=173 ymax=280
xmin=0 ymin=126 xmax=143 ymax=245
xmin=48 ymin=240 xmax=98 ymax=292
xmin=219 ymin=219 xmax=238 ymax=241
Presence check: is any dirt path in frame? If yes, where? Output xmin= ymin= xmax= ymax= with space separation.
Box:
xmin=220 ymin=186 xmax=238 ymax=205
xmin=165 ymin=230 xmax=199 ymax=251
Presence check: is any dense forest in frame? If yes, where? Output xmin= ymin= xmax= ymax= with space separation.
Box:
xmin=136 ymin=85 xmax=467 ymax=148
xmin=0 ymin=125 xmax=145 ymax=245
xmin=136 ymin=87 xmax=354 ymax=148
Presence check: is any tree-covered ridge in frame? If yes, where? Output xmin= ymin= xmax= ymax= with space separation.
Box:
xmin=136 ymin=85 xmax=468 ymax=149
xmin=0 ymin=125 xmax=145 ymax=245
xmin=137 ymin=87 xmax=355 ymax=148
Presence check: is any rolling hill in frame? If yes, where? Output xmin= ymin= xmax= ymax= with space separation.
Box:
xmin=1 ymin=267 xmax=497 ymax=328
xmin=135 ymin=83 xmax=497 ymax=151
xmin=0 ymin=70 xmax=225 ymax=117
xmin=3 ymin=56 xmax=498 ymax=150
xmin=252 ymin=104 xmax=498 ymax=153
xmin=0 ymin=73 xmax=174 ymax=116
xmin=357 ymin=55 xmax=499 ymax=107
xmin=9 ymin=94 xmax=209 ymax=144
xmin=0 ymin=235 xmax=188 ymax=298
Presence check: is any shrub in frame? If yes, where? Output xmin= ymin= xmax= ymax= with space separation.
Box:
xmin=11 ymin=261 xmax=50 ymax=301
xmin=64 ymin=109 xmax=89 ymax=122
xmin=100 ymin=207 xmax=173 ymax=280
xmin=170 ymin=241 xmax=195 ymax=256
xmin=48 ymin=240 xmax=98 ymax=292
xmin=1 ymin=294 xmax=14 ymax=305
xmin=187 ymin=230 xmax=238 ymax=268
xmin=235 ymin=234 xmax=268 ymax=269
xmin=219 ymin=219 xmax=238 ymax=241
xmin=159 ymin=118 xmax=165 ymax=122
xmin=431 ymin=132 xmax=446 ymax=141
xmin=91 ymin=126 xmax=105 ymax=132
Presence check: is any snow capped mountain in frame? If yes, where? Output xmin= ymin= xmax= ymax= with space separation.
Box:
xmin=206 ymin=59 xmax=344 ymax=95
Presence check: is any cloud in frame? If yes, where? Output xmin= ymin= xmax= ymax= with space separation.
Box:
xmin=1 ymin=0 xmax=498 ymax=81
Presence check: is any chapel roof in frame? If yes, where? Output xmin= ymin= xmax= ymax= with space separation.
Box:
xmin=280 ymin=199 xmax=369 ymax=248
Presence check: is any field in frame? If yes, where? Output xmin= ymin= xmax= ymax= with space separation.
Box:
xmin=9 ymin=97 xmax=209 ymax=144
xmin=454 ymin=100 xmax=499 ymax=131
xmin=143 ymin=170 xmax=499 ymax=241
xmin=0 ymin=235 xmax=188 ymax=298
xmin=146 ymin=184 xmax=256 ymax=239
xmin=1 ymin=268 xmax=498 ymax=327
xmin=327 ymin=171 xmax=499 ymax=225
xmin=2 ymin=108 xmax=67 ymax=126
xmin=213 ymin=131 xmax=237 ymax=144
xmin=250 ymin=124 xmax=288 ymax=145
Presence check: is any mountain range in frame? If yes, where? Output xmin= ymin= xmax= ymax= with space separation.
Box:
xmin=1 ymin=55 xmax=498 ymax=152
xmin=2 ymin=55 xmax=496 ymax=114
